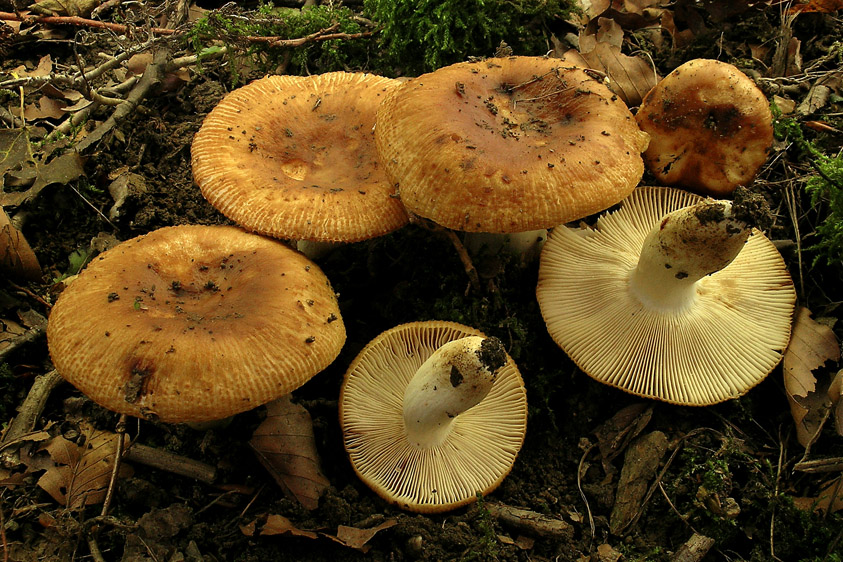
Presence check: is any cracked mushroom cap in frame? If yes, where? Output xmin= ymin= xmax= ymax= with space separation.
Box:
xmin=375 ymin=56 xmax=650 ymax=233
xmin=635 ymin=59 xmax=774 ymax=196
xmin=191 ymin=72 xmax=408 ymax=243
xmin=536 ymin=186 xmax=796 ymax=405
xmin=47 ymin=225 xmax=346 ymax=423
xmin=339 ymin=321 xmax=527 ymax=513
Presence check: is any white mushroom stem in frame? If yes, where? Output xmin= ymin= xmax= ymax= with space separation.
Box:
xmin=403 ymin=336 xmax=506 ymax=448
xmin=629 ymin=199 xmax=751 ymax=312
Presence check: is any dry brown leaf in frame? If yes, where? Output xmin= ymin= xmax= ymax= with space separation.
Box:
xmin=249 ymin=395 xmax=330 ymax=510
xmin=783 ymin=307 xmax=841 ymax=447
xmin=240 ymin=513 xmax=319 ymax=539
xmin=29 ymin=0 xmax=101 ymax=17
xmin=0 ymin=150 xmax=86 ymax=207
xmin=0 ymin=206 xmax=42 ymax=281
xmin=10 ymin=55 xmax=53 ymax=78
xmin=793 ymin=475 xmax=843 ymax=513
xmin=20 ymin=96 xmax=68 ymax=121
xmin=324 ymin=519 xmax=398 ymax=553
xmin=36 ymin=424 xmax=128 ymax=508
xmin=561 ymin=18 xmax=659 ymax=106
xmin=788 ymin=0 xmax=843 ymax=13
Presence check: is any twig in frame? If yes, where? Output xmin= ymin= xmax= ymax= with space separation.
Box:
xmin=0 ymin=11 xmax=177 ymax=36
xmin=0 ymin=369 xmax=63 ymax=465
xmin=75 ymin=47 xmax=168 ymax=153
xmin=771 ymin=427 xmax=786 ymax=561
xmin=0 ymin=325 xmax=44 ymax=362
xmin=485 ymin=502 xmax=574 ymax=539
xmin=101 ymin=414 xmax=127 ymax=518
xmin=0 ymin=494 xmax=8 ymax=562
xmin=576 ymin=442 xmax=596 ymax=546
xmin=794 ymin=457 xmax=843 ymax=473
xmin=122 ymin=442 xmax=217 ymax=483
xmin=411 ymin=216 xmax=482 ymax=292
xmin=670 ymin=532 xmax=715 ymax=562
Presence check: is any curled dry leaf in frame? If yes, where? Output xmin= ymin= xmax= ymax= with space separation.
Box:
xmin=783 ymin=307 xmax=841 ymax=447
xmin=0 ymin=206 xmax=42 ymax=281
xmin=249 ymin=395 xmax=330 ymax=510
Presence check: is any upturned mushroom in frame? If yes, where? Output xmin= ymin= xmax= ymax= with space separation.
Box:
xmin=339 ymin=321 xmax=527 ymax=513
xmin=47 ymin=225 xmax=346 ymax=423
xmin=375 ymin=56 xmax=650 ymax=234
xmin=536 ymin=186 xmax=796 ymax=405
xmin=635 ymin=59 xmax=774 ymax=196
xmin=191 ymin=71 xmax=408 ymax=248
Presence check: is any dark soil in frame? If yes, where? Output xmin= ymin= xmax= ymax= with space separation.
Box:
xmin=1 ymin=2 xmax=842 ymax=562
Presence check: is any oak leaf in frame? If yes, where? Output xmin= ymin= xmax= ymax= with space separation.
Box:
xmin=249 ymin=395 xmax=330 ymax=510
xmin=783 ymin=307 xmax=841 ymax=447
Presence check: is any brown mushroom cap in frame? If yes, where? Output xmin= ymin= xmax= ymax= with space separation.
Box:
xmin=635 ymin=59 xmax=774 ymax=197
xmin=47 ymin=225 xmax=346 ymax=423
xmin=375 ymin=56 xmax=650 ymax=233
xmin=191 ymin=72 xmax=408 ymax=243
xmin=536 ymin=186 xmax=796 ymax=405
xmin=339 ymin=321 xmax=527 ymax=513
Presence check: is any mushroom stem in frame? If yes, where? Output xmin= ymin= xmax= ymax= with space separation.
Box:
xmin=403 ymin=336 xmax=506 ymax=448
xmin=629 ymin=200 xmax=751 ymax=312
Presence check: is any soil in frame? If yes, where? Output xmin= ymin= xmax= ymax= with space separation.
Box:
xmin=1 ymin=2 xmax=842 ymax=562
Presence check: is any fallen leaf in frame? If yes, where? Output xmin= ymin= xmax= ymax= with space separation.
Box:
xmin=249 ymin=395 xmax=330 ymax=510
xmin=20 ymin=96 xmax=68 ymax=121
xmin=557 ymin=17 xmax=659 ymax=106
xmin=243 ymin=513 xmax=318 ymax=539
xmin=0 ymin=150 xmax=86 ymax=207
xmin=11 ymin=54 xmax=53 ymax=78
xmin=36 ymin=423 xmax=129 ymax=508
xmin=783 ymin=307 xmax=841 ymax=447
xmin=793 ymin=475 xmax=843 ymax=513
xmin=0 ymin=206 xmax=42 ymax=281
xmin=322 ymin=519 xmax=397 ymax=553
xmin=29 ymin=0 xmax=101 ymax=17
xmin=0 ymin=129 xmax=31 ymax=178
xmin=788 ymin=0 xmax=843 ymax=13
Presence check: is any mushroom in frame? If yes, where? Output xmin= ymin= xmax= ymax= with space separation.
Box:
xmin=339 ymin=321 xmax=527 ymax=513
xmin=536 ymin=186 xmax=796 ymax=405
xmin=47 ymin=225 xmax=346 ymax=423
xmin=191 ymin=72 xmax=408 ymax=250
xmin=635 ymin=59 xmax=774 ymax=197
xmin=374 ymin=56 xmax=650 ymax=234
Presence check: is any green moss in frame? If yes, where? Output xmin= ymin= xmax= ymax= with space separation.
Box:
xmin=773 ymin=102 xmax=843 ymax=265
xmin=363 ymin=0 xmax=576 ymax=74
xmin=185 ymin=3 xmax=370 ymax=82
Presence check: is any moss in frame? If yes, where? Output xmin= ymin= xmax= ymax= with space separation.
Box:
xmin=772 ymin=102 xmax=843 ymax=266
xmin=185 ymin=3 xmax=370 ymax=82
xmin=363 ymin=0 xmax=576 ymax=74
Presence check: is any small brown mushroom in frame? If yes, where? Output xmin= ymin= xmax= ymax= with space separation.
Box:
xmin=191 ymin=72 xmax=408 ymax=245
xmin=339 ymin=321 xmax=527 ymax=513
xmin=47 ymin=225 xmax=346 ymax=423
xmin=635 ymin=59 xmax=774 ymax=196
xmin=536 ymin=186 xmax=796 ymax=405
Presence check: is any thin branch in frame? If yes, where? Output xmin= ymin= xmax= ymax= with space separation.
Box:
xmin=0 ymin=11 xmax=177 ymax=36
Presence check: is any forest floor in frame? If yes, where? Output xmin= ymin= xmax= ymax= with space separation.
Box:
xmin=0 ymin=1 xmax=842 ymax=561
